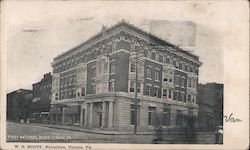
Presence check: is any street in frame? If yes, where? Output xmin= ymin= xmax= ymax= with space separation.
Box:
xmin=6 ymin=122 xmax=155 ymax=143
xmin=7 ymin=122 xmax=219 ymax=144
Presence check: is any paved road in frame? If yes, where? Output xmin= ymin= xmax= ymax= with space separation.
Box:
xmin=7 ymin=122 xmax=219 ymax=144
xmin=7 ymin=122 xmax=154 ymax=143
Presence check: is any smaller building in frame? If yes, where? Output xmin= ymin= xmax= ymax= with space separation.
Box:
xmin=31 ymin=72 xmax=52 ymax=122
xmin=7 ymin=89 xmax=33 ymax=122
xmin=197 ymin=83 xmax=223 ymax=131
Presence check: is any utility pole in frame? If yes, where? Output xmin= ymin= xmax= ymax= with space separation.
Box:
xmin=134 ymin=50 xmax=138 ymax=134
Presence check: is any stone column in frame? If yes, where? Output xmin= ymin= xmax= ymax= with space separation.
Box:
xmin=89 ymin=103 xmax=93 ymax=126
xmin=55 ymin=107 xmax=58 ymax=124
xmin=84 ymin=104 xmax=88 ymax=126
xmin=62 ymin=107 xmax=65 ymax=125
xmin=108 ymin=101 xmax=113 ymax=127
xmin=101 ymin=101 xmax=106 ymax=128
xmin=80 ymin=105 xmax=83 ymax=127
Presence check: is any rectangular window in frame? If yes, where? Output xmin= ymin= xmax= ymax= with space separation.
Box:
xmin=55 ymin=93 xmax=59 ymax=100
xmin=130 ymin=104 xmax=140 ymax=125
xmin=110 ymin=62 xmax=115 ymax=74
xmin=73 ymin=90 xmax=76 ymax=98
xmin=81 ymin=87 xmax=86 ymax=96
xmin=155 ymin=71 xmax=160 ymax=81
xmin=192 ymin=95 xmax=196 ymax=103
xmin=168 ymin=90 xmax=172 ymax=99
xmin=148 ymin=107 xmax=156 ymax=126
xmin=146 ymin=68 xmax=152 ymax=79
xmin=66 ymin=91 xmax=69 ymax=99
xmin=145 ymin=85 xmax=150 ymax=95
xmin=91 ymin=85 xmax=96 ymax=94
xmin=62 ymin=92 xmax=65 ymax=99
xmin=179 ymin=63 xmax=182 ymax=70
xmin=181 ymin=93 xmax=185 ymax=101
xmin=163 ymin=78 xmax=168 ymax=82
xmin=92 ymin=67 xmax=96 ymax=78
xmin=137 ymin=82 xmax=141 ymax=93
xmin=174 ymin=92 xmax=178 ymax=100
xmin=109 ymin=81 xmax=115 ymax=91
xmin=188 ymin=78 xmax=192 ymax=88
xmin=130 ymin=81 xmax=135 ymax=92
xmin=154 ymin=88 xmax=159 ymax=97
xmin=176 ymin=110 xmax=183 ymax=126
xmin=174 ymin=76 xmax=179 ymax=86
xmin=178 ymin=92 xmax=182 ymax=101
xmin=163 ymin=108 xmax=170 ymax=126
xmin=181 ymin=77 xmax=185 ymax=87
xmin=104 ymin=62 xmax=108 ymax=73
xmin=130 ymin=62 xmax=136 ymax=73
xmin=188 ymin=94 xmax=191 ymax=102
xmin=163 ymin=89 xmax=167 ymax=98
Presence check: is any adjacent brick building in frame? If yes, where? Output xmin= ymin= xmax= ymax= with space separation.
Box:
xmin=197 ymin=83 xmax=223 ymax=131
xmin=7 ymin=89 xmax=33 ymax=122
xmin=31 ymin=73 xmax=52 ymax=122
xmin=50 ymin=21 xmax=202 ymax=132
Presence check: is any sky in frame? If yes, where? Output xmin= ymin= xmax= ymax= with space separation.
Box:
xmin=3 ymin=1 xmax=247 ymax=93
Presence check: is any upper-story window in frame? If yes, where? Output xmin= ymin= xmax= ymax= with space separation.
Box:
xmin=168 ymin=89 xmax=172 ymax=99
xmin=174 ymin=75 xmax=179 ymax=86
xmin=81 ymin=87 xmax=86 ymax=96
xmin=190 ymin=66 xmax=194 ymax=72
xmin=151 ymin=52 xmax=156 ymax=60
xmin=109 ymin=81 xmax=115 ymax=91
xmin=174 ymin=91 xmax=178 ymax=100
xmin=130 ymin=62 xmax=136 ymax=73
xmin=180 ymin=92 xmax=185 ymax=101
xmin=146 ymin=67 xmax=152 ymax=79
xmin=92 ymin=67 xmax=96 ymax=78
xmin=104 ymin=62 xmax=108 ymax=73
xmin=91 ymin=84 xmax=96 ymax=94
xmin=144 ymin=49 xmax=148 ymax=58
xmin=130 ymin=81 xmax=135 ymax=92
xmin=155 ymin=53 xmax=159 ymax=61
xmin=145 ymin=85 xmax=151 ymax=95
xmin=155 ymin=70 xmax=160 ymax=81
xmin=181 ymin=76 xmax=185 ymax=87
xmin=164 ymin=57 xmax=170 ymax=64
xmin=188 ymin=78 xmax=192 ymax=88
xmin=130 ymin=81 xmax=140 ymax=93
xmin=55 ymin=93 xmax=59 ymax=100
xmin=153 ymin=87 xmax=159 ymax=97
xmin=110 ymin=62 xmax=115 ymax=74
xmin=159 ymin=55 xmax=163 ymax=63
xmin=185 ymin=65 xmax=188 ymax=71
xmin=148 ymin=51 xmax=152 ymax=59
xmin=187 ymin=94 xmax=191 ymax=102
xmin=179 ymin=62 xmax=183 ymax=70
xmin=163 ymin=89 xmax=167 ymax=98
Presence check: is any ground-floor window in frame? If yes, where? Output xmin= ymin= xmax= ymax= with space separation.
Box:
xmin=148 ymin=106 xmax=156 ymax=126
xmin=130 ymin=104 xmax=140 ymax=125
xmin=163 ymin=108 xmax=170 ymax=126
xmin=176 ymin=110 xmax=183 ymax=126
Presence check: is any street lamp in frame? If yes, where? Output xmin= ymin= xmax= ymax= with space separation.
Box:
xmin=133 ymin=48 xmax=143 ymax=134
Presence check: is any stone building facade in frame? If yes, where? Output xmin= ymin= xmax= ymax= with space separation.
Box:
xmin=50 ymin=21 xmax=202 ymax=132
xmin=31 ymin=72 xmax=52 ymax=122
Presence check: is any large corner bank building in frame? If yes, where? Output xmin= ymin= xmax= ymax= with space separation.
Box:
xmin=50 ymin=21 xmax=202 ymax=132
